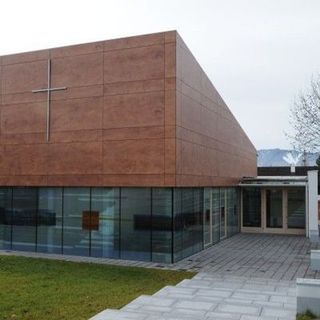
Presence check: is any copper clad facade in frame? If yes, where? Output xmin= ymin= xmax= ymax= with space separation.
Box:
xmin=0 ymin=31 xmax=256 ymax=187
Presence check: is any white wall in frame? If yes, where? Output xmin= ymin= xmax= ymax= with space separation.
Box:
xmin=308 ymin=170 xmax=319 ymax=241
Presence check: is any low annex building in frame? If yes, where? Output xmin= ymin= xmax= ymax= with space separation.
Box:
xmin=2 ymin=31 xmax=313 ymax=264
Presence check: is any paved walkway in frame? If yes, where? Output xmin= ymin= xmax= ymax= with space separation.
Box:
xmin=88 ymin=234 xmax=319 ymax=320
xmin=91 ymin=273 xmax=297 ymax=320
xmin=173 ymin=233 xmax=320 ymax=280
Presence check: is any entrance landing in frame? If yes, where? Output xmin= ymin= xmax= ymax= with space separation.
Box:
xmin=174 ymin=233 xmax=320 ymax=280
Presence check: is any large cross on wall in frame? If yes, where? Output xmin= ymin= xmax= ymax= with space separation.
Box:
xmin=32 ymin=59 xmax=67 ymax=142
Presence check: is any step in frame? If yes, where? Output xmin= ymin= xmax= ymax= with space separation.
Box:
xmin=90 ymin=274 xmax=297 ymax=320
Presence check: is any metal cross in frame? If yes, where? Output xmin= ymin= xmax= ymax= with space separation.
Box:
xmin=32 ymin=59 xmax=67 ymax=142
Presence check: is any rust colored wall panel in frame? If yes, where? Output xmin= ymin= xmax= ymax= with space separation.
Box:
xmin=0 ymin=31 xmax=256 ymax=187
xmin=102 ymin=139 xmax=164 ymax=175
xmin=175 ymin=32 xmax=257 ymax=186
xmin=51 ymin=97 xmax=103 ymax=132
xmin=1 ymin=102 xmax=46 ymax=134
xmin=2 ymin=60 xmax=48 ymax=94
xmin=103 ymin=45 xmax=164 ymax=83
xmin=51 ymin=53 xmax=103 ymax=88
xmin=47 ymin=142 xmax=102 ymax=175
xmin=103 ymin=91 xmax=164 ymax=129
xmin=0 ymin=144 xmax=48 ymax=176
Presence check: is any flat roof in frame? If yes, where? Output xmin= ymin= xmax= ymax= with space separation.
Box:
xmin=239 ymin=176 xmax=307 ymax=187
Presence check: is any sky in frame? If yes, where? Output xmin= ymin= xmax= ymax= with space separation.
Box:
xmin=1 ymin=0 xmax=320 ymax=150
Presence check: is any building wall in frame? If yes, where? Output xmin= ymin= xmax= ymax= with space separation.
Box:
xmin=0 ymin=31 xmax=256 ymax=187
xmin=0 ymin=32 xmax=176 ymax=187
xmin=175 ymin=34 xmax=257 ymax=186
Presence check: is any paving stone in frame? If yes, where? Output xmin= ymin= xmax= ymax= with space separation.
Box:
xmin=163 ymin=308 xmax=207 ymax=318
xmin=128 ymin=295 xmax=176 ymax=307
xmin=196 ymin=288 xmax=233 ymax=298
xmin=269 ymin=295 xmax=296 ymax=304
xmin=173 ymin=300 xmax=216 ymax=310
xmin=231 ymin=292 xmax=269 ymax=301
xmin=89 ymin=309 xmax=148 ymax=320
xmin=216 ymin=303 xmax=261 ymax=315
xmin=240 ymin=316 xmax=278 ymax=320
xmin=261 ymin=307 xmax=296 ymax=318
xmin=206 ymin=311 xmax=241 ymax=319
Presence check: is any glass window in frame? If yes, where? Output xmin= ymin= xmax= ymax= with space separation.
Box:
xmin=120 ymin=188 xmax=151 ymax=261
xmin=243 ymin=188 xmax=261 ymax=227
xmin=227 ymin=188 xmax=239 ymax=237
xmin=152 ymin=188 xmax=172 ymax=263
xmin=90 ymin=188 xmax=120 ymax=258
xmin=37 ymin=188 xmax=63 ymax=254
xmin=173 ymin=188 xmax=203 ymax=262
xmin=203 ymin=188 xmax=211 ymax=246
xmin=63 ymin=188 xmax=90 ymax=256
xmin=173 ymin=189 xmax=183 ymax=262
xmin=266 ymin=189 xmax=283 ymax=228
xmin=288 ymin=188 xmax=305 ymax=229
xmin=220 ymin=189 xmax=226 ymax=239
xmin=0 ymin=188 xmax=12 ymax=250
xmin=212 ymin=188 xmax=220 ymax=244
xmin=12 ymin=188 xmax=37 ymax=252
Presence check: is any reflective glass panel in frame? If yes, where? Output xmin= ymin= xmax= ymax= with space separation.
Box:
xmin=37 ymin=188 xmax=63 ymax=254
xmin=203 ymin=188 xmax=211 ymax=246
xmin=120 ymin=188 xmax=151 ymax=261
xmin=0 ymin=188 xmax=12 ymax=250
xmin=288 ymin=188 xmax=305 ymax=229
xmin=12 ymin=188 xmax=37 ymax=252
xmin=220 ymin=189 xmax=226 ymax=239
xmin=90 ymin=188 xmax=120 ymax=258
xmin=212 ymin=188 xmax=220 ymax=244
xmin=63 ymin=188 xmax=90 ymax=256
xmin=152 ymin=188 xmax=172 ymax=263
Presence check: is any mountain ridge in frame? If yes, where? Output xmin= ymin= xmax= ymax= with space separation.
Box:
xmin=257 ymin=148 xmax=318 ymax=167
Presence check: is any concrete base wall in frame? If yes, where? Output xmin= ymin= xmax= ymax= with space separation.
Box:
xmin=297 ymin=278 xmax=320 ymax=316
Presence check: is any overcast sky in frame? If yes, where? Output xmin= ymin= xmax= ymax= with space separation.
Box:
xmin=1 ymin=0 xmax=320 ymax=150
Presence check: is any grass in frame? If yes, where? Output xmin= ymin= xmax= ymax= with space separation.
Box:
xmin=0 ymin=255 xmax=194 ymax=320
xmin=296 ymin=311 xmax=317 ymax=320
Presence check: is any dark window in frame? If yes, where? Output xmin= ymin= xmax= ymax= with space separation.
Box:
xmin=243 ymin=188 xmax=261 ymax=227
xmin=266 ymin=189 xmax=283 ymax=228
xmin=11 ymin=188 xmax=37 ymax=252
xmin=0 ymin=188 xmax=12 ymax=250
xmin=288 ymin=188 xmax=305 ymax=229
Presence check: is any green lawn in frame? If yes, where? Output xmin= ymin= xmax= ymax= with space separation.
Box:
xmin=0 ymin=256 xmax=194 ymax=320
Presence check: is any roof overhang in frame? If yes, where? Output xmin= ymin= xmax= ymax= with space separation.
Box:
xmin=239 ymin=176 xmax=308 ymax=187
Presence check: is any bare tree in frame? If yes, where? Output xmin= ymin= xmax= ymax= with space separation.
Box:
xmin=288 ymin=75 xmax=320 ymax=152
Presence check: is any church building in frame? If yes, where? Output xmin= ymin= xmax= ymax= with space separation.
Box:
xmin=1 ymin=31 xmax=314 ymax=264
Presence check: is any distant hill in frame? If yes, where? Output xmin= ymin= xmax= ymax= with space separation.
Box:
xmin=257 ymin=149 xmax=318 ymax=167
